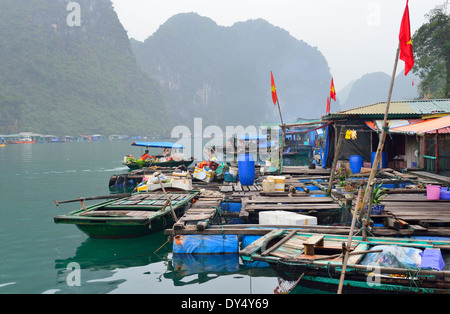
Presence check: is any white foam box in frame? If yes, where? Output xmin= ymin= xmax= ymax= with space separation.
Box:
xmin=258 ymin=211 xmax=317 ymax=226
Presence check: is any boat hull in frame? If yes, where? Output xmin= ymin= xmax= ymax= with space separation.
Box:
xmin=70 ymin=207 xmax=184 ymax=239
xmin=54 ymin=191 xmax=198 ymax=239
xmin=7 ymin=140 xmax=35 ymax=144
xmin=123 ymin=158 xmax=194 ymax=170
xmin=240 ymin=230 xmax=450 ymax=294
xmin=272 ymin=259 xmax=450 ymax=294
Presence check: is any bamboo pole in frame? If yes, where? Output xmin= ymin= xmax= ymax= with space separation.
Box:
xmin=326 ymin=127 xmax=346 ymax=196
xmin=435 ymin=130 xmax=439 ymax=173
xmin=337 ymin=186 xmax=363 ymax=294
xmin=361 ymin=42 xmax=401 ymax=214
xmin=362 ymin=179 xmax=376 ymax=241
xmin=279 ymin=126 xmax=286 ymax=174
xmin=155 ymin=172 xmax=178 ymax=221
xmin=54 ymin=193 xmax=131 ymax=206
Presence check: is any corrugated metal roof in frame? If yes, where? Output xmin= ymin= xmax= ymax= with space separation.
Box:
xmin=329 ymin=99 xmax=450 ymax=117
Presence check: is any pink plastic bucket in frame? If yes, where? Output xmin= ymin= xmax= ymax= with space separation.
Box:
xmin=426 ymin=185 xmax=441 ymax=200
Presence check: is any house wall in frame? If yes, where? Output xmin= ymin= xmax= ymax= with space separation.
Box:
xmin=405 ymin=135 xmax=420 ymax=169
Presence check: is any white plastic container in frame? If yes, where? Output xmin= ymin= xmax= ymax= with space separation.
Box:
xmin=259 ymin=211 xmax=317 ymax=226
xmin=172 ymin=177 xmax=192 ymax=190
xmin=267 ymin=176 xmax=285 ymax=192
xmin=262 ymin=178 xmax=275 ymax=192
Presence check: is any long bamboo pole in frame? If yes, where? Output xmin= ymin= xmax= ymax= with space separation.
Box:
xmin=337 ymin=186 xmax=363 ymax=294
xmin=360 ymin=42 xmax=401 ymax=213
xmin=277 ymin=99 xmax=286 ymax=174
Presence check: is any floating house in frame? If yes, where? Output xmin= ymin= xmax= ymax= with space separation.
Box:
xmin=321 ymin=99 xmax=450 ymax=175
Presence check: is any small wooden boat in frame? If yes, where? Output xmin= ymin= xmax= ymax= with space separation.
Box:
xmin=240 ymin=229 xmax=450 ymax=294
xmin=7 ymin=136 xmax=35 ymax=144
xmin=123 ymin=141 xmax=194 ymax=170
xmin=54 ymin=190 xmax=199 ymax=239
xmin=124 ymin=158 xmax=195 ymax=170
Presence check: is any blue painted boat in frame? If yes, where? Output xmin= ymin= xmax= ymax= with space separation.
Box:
xmin=240 ymin=229 xmax=450 ymax=294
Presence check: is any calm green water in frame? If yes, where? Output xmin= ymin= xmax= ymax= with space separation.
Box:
xmin=0 ymin=141 xmax=325 ymax=294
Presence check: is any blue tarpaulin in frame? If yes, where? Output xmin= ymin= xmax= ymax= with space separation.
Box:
xmin=420 ymin=248 xmax=445 ymax=271
xmin=173 ymin=235 xmax=239 ymax=254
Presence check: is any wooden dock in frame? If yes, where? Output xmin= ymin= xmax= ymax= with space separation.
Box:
xmin=173 ymin=191 xmax=224 ymax=232
xmin=161 ymin=166 xmax=450 ymax=238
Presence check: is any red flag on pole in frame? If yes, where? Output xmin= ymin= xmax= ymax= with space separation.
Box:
xmin=326 ymin=97 xmax=330 ymax=114
xmin=271 ymin=71 xmax=278 ymax=105
xmin=330 ymin=77 xmax=336 ymax=101
xmin=399 ymin=0 xmax=414 ymax=75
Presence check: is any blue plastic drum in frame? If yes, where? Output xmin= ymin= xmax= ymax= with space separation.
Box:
xmin=349 ymin=155 xmax=363 ymax=174
xmin=238 ymin=153 xmax=255 ymax=185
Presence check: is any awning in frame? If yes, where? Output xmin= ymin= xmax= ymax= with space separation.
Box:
xmin=364 ymin=120 xmax=412 ymax=131
xmin=389 ymin=115 xmax=450 ymax=134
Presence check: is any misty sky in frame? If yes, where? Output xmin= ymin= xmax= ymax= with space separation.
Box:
xmin=110 ymin=0 xmax=446 ymax=92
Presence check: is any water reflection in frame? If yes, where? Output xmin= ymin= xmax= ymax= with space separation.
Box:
xmin=55 ymin=232 xmax=170 ymax=271
xmin=165 ymin=254 xmax=241 ymax=286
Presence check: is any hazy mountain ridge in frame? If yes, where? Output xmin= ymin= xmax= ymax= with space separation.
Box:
xmin=339 ymin=71 xmax=420 ymax=110
xmin=0 ymin=0 xmax=168 ymax=136
xmin=131 ymin=13 xmax=335 ymax=129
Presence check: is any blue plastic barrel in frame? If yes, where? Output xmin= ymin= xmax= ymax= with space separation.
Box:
xmin=238 ymin=153 xmax=255 ymax=185
xmin=371 ymin=152 xmax=387 ymax=169
xmin=349 ymin=155 xmax=363 ymax=174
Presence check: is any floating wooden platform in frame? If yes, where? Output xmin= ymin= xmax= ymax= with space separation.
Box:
xmin=240 ymin=195 xmax=340 ymax=218
xmin=172 ymin=191 xmax=224 ymax=232
xmin=380 ymin=194 xmax=450 ymax=235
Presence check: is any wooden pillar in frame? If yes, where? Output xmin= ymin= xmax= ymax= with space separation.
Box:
xmin=326 ymin=126 xmax=345 ymax=195
xmin=435 ymin=130 xmax=439 ymax=174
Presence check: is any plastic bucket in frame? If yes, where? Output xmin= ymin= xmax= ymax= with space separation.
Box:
xmin=440 ymin=188 xmax=450 ymax=200
xmin=238 ymin=153 xmax=255 ymax=185
xmin=426 ymin=185 xmax=441 ymax=200
xmin=349 ymin=155 xmax=363 ymax=174
xmin=371 ymin=152 xmax=387 ymax=169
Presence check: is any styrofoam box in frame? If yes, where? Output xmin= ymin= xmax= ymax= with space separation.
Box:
xmin=259 ymin=211 xmax=317 ymax=226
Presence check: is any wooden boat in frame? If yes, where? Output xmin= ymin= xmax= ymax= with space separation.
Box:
xmin=123 ymin=141 xmax=194 ymax=170
xmin=7 ymin=136 xmax=35 ymax=144
xmin=240 ymin=229 xmax=450 ymax=294
xmin=54 ymin=190 xmax=199 ymax=239
xmin=124 ymin=158 xmax=195 ymax=170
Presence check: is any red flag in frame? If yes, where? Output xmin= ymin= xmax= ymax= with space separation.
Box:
xmin=399 ymin=0 xmax=414 ymax=75
xmin=326 ymin=97 xmax=330 ymax=114
xmin=330 ymin=77 xmax=336 ymax=101
xmin=271 ymin=71 xmax=278 ymax=105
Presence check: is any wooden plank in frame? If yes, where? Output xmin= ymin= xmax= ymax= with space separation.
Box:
xmin=261 ymin=229 xmax=297 ymax=256
xmin=240 ymin=197 xmax=250 ymax=218
xmin=180 ymin=214 xmax=214 ymax=221
xmin=220 ymin=185 xmax=233 ymax=193
xmin=240 ymin=229 xmax=287 ymax=256
xmin=303 ymin=235 xmax=325 ymax=255
xmin=347 ymin=243 xmax=369 ymax=265
xmin=245 ymin=204 xmax=340 ymax=211
xmin=247 ymin=196 xmax=334 ymax=203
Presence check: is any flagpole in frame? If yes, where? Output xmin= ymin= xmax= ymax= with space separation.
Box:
xmin=360 ymin=41 xmax=401 ymax=227
xmin=276 ymin=100 xmax=284 ymax=126
xmin=276 ymin=100 xmax=286 ymax=174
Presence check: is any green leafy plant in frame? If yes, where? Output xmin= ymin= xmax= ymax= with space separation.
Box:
xmin=362 ymin=184 xmax=389 ymax=205
xmin=372 ymin=184 xmax=389 ymax=205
